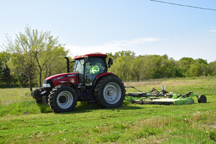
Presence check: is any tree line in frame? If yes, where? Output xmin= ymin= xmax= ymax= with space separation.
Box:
xmin=107 ymin=51 xmax=216 ymax=81
xmin=1 ymin=26 xmax=216 ymax=90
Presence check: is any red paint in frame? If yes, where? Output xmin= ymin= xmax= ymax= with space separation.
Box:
xmin=96 ymin=72 xmax=117 ymax=79
xmin=45 ymin=72 xmax=117 ymax=87
xmin=74 ymin=53 xmax=107 ymax=60
xmin=45 ymin=72 xmax=79 ymax=86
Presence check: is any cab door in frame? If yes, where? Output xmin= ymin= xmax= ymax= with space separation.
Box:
xmin=85 ymin=57 xmax=107 ymax=86
xmin=73 ymin=59 xmax=85 ymax=84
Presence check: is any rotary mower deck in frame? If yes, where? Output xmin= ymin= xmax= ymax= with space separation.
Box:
xmin=125 ymin=86 xmax=207 ymax=105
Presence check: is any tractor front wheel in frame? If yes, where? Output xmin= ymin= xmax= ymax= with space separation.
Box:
xmin=94 ymin=75 xmax=125 ymax=108
xmin=32 ymin=89 xmax=42 ymax=104
xmin=48 ymin=85 xmax=77 ymax=113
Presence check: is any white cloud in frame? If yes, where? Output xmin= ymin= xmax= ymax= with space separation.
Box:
xmin=65 ymin=37 xmax=161 ymax=57
xmin=210 ymin=29 xmax=216 ymax=32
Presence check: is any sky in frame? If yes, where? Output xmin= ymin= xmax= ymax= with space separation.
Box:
xmin=0 ymin=0 xmax=216 ymax=63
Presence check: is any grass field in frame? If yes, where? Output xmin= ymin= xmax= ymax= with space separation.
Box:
xmin=0 ymin=77 xmax=216 ymax=143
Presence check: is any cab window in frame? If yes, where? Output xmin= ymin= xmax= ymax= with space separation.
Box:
xmin=85 ymin=58 xmax=107 ymax=86
xmin=74 ymin=59 xmax=84 ymax=74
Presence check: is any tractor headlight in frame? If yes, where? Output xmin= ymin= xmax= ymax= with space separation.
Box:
xmin=43 ymin=83 xmax=51 ymax=88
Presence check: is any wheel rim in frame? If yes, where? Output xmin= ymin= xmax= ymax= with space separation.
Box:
xmin=57 ymin=91 xmax=73 ymax=109
xmin=103 ymin=82 xmax=122 ymax=104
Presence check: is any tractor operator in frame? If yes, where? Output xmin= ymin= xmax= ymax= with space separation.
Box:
xmin=90 ymin=61 xmax=100 ymax=74
xmin=85 ymin=60 xmax=100 ymax=85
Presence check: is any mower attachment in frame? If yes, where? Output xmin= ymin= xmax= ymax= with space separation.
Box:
xmin=125 ymin=86 xmax=207 ymax=105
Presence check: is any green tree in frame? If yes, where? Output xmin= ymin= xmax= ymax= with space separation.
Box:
xmin=177 ymin=57 xmax=195 ymax=77
xmin=110 ymin=56 xmax=134 ymax=81
xmin=195 ymin=58 xmax=210 ymax=76
xmin=189 ymin=63 xmax=200 ymax=77
xmin=8 ymin=53 xmax=34 ymax=87
xmin=2 ymin=25 xmax=68 ymax=90
xmin=0 ymin=52 xmax=11 ymax=85
xmin=196 ymin=58 xmax=208 ymax=65
xmin=151 ymin=55 xmax=175 ymax=78
xmin=107 ymin=50 xmax=135 ymax=62
xmin=2 ymin=64 xmax=11 ymax=85
xmin=209 ymin=61 xmax=216 ymax=76
xmin=0 ymin=57 xmax=3 ymax=83
xmin=172 ymin=66 xmax=183 ymax=77
xmin=42 ymin=50 xmax=69 ymax=80
xmin=131 ymin=56 xmax=144 ymax=81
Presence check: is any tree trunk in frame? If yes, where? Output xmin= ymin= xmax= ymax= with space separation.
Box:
xmin=29 ymin=72 xmax=32 ymax=91
xmin=39 ymin=67 xmax=42 ymax=87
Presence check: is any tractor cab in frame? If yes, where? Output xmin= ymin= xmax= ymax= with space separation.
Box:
xmin=73 ymin=54 xmax=108 ymax=86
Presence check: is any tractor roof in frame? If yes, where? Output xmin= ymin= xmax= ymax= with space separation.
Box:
xmin=74 ymin=53 xmax=107 ymax=60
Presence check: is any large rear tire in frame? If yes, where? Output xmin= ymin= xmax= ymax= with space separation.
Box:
xmin=48 ymin=85 xmax=77 ymax=113
xmin=94 ymin=75 xmax=125 ymax=108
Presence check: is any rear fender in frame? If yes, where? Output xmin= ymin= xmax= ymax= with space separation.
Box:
xmin=92 ymin=73 xmax=117 ymax=88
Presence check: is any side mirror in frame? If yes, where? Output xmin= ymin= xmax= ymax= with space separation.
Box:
xmin=108 ymin=58 xmax=113 ymax=68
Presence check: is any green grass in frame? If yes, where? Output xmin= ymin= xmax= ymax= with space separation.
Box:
xmin=0 ymin=76 xmax=216 ymax=143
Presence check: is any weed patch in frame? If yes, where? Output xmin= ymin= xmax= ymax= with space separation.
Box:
xmin=0 ymin=100 xmax=41 ymax=116
xmin=210 ymin=131 xmax=216 ymax=141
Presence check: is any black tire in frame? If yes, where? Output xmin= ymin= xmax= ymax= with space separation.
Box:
xmin=35 ymin=99 xmax=42 ymax=104
xmin=42 ymin=95 xmax=49 ymax=106
xmin=94 ymin=75 xmax=125 ymax=108
xmin=198 ymin=95 xmax=207 ymax=103
xmin=48 ymin=85 xmax=77 ymax=113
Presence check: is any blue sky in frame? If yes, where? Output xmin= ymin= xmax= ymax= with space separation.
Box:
xmin=0 ymin=0 xmax=216 ymax=62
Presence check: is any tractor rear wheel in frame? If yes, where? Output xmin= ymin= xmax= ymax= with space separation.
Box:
xmin=48 ymin=85 xmax=77 ymax=113
xmin=94 ymin=75 xmax=125 ymax=108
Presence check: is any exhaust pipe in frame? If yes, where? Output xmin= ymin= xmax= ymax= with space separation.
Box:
xmin=64 ymin=57 xmax=69 ymax=73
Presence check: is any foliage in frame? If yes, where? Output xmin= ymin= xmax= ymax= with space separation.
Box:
xmin=209 ymin=61 xmax=216 ymax=76
xmin=110 ymin=55 xmax=135 ymax=81
xmin=1 ymin=26 xmax=69 ymax=90
xmin=2 ymin=64 xmax=11 ymax=85
xmin=107 ymin=51 xmax=213 ymax=81
xmin=0 ymin=52 xmax=11 ymax=84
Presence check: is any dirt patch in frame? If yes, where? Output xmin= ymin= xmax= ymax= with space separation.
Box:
xmin=124 ymin=81 xmax=162 ymax=86
xmin=23 ymin=112 xmax=31 ymax=115
xmin=203 ymin=123 xmax=216 ymax=129
xmin=208 ymin=123 xmax=216 ymax=129
xmin=124 ymin=79 xmax=198 ymax=87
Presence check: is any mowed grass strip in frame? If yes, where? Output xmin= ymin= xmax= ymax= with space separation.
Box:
xmin=0 ymin=76 xmax=216 ymax=143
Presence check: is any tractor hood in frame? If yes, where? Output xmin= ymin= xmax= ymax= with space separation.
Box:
xmin=43 ymin=72 xmax=78 ymax=87
xmin=45 ymin=73 xmax=77 ymax=81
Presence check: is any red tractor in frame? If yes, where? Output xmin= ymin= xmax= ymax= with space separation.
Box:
xmin=33 ymin=53 xmax=125 ymax=113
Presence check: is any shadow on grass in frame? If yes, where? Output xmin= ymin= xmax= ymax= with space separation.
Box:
xmin=57 ymin=102 xmax=143 ymax=115
xmin=36 ymin=100 xmax=143 ymax=114
xmin=36 ymin=103 xmax=53 ymax=113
